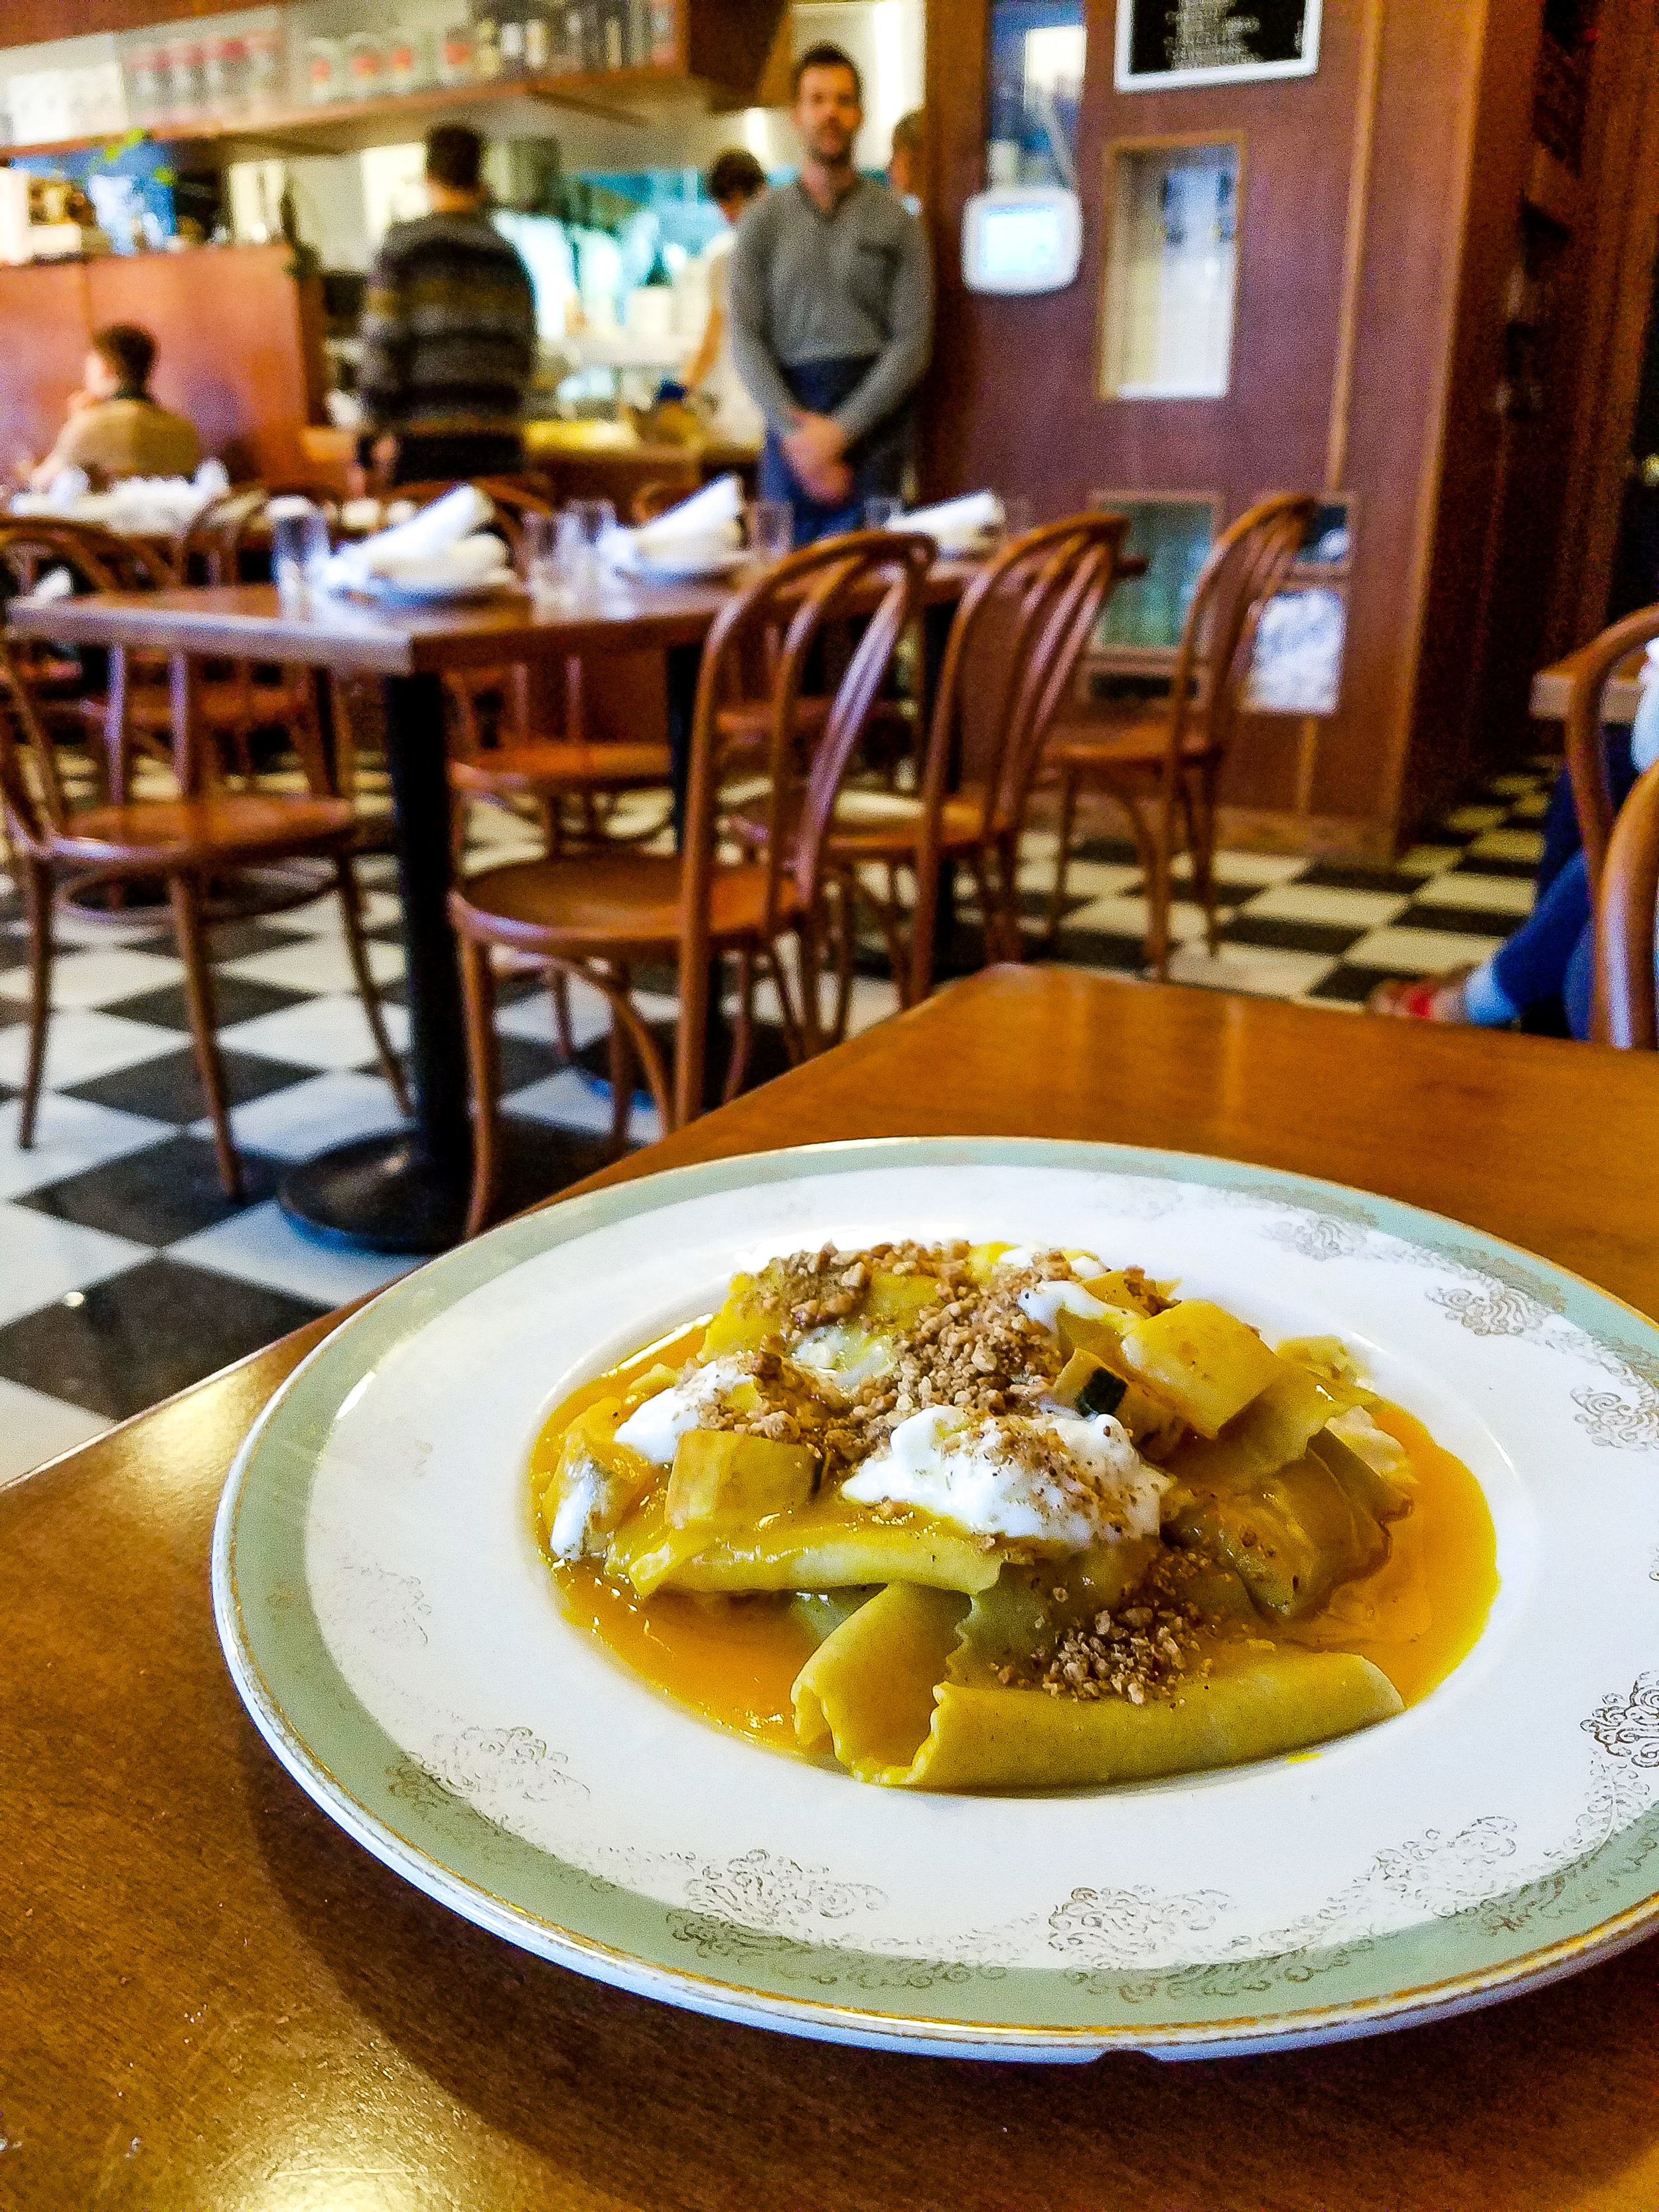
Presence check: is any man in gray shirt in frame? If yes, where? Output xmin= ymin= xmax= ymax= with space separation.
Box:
xmin=728 ymin=43 xmax=934 ymax=544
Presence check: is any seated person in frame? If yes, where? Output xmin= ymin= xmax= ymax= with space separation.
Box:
xmin=1371 ymin=680 xmax=1659 ymax=1037
xmin=29 ymin=323 xmax=200 ymax=490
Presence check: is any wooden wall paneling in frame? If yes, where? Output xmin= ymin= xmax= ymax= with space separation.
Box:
xmin=85 ymin=244 xmax=318 ymax=480
xmin=0 ymin=259 xmax=92 ymax=466
xmin=1547 ymin=1 xmax=1659 ymax=654
xmin=1305 ymin=0 xmax=1494 ymax=834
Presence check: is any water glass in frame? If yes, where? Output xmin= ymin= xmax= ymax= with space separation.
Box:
xmin=864 ymin=495 xmax=903 ymax=531
xmin=520 ymin=510 xmax=560 ymax=601
xmin=269 ymin=500 xmax=330 ymax=606
xmin=998 ymin=492 xmax=1035 ymax=543
xmin=557 ymin=498 xmax=616 ymax=597
xmin=747 ymin=498 xmax=795 ymax=565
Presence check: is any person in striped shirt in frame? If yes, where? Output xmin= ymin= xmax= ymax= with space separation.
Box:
xmin=357 ymin=124 xmax=538 ymax=486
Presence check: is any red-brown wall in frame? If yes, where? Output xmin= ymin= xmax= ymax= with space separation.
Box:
xmin=0 ymin=243 xmax=322 ymax=482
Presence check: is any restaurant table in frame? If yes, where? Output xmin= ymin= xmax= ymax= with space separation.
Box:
xmin=9 ymin=562 xmax=977 ymax=1256
xmin=1530 ymin=641 xmax=1645 ymax=725
xmin=6 ymin=966 xmax=1659 ymax=2212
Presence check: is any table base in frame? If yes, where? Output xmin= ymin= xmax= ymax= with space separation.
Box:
xmin=279 ymin=1132 xmax=472 ymax=1256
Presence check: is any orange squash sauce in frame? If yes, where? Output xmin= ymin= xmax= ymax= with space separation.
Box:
xmin=530 ymin=1340 xmax=1498 ymax=1749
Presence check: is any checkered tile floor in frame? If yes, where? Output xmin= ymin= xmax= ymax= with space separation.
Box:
xmin=0 ymin=753 xmax=1557 ymax=1485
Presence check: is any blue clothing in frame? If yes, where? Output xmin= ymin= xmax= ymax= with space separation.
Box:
xmin=759 ymin=355 xmax=908 ymax=546
xmin=1486 ymin=851 xmax=1594 ymax=1039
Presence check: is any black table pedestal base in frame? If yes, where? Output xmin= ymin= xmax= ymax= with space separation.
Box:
xmin=278 ymin=1132 xmax=472 ymax=1256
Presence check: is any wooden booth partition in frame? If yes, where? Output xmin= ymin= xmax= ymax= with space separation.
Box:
xmin=922 ymin=0 xmax=1659 ymax=858
xmin=0 ymin=242 xmax=325 ymax=486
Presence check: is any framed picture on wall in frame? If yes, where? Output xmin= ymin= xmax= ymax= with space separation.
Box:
xmin=1115 ymin=0 xmax=1322 ymax=92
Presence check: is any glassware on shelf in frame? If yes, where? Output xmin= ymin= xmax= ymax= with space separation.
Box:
xmin=386 ymin=29 xmax=430 ymax=94
xmin=202 ymin=35 xmax=249 ymax=115
xmin=245 ymin=25 xmax=284 ymax=110
xmin=346 ymin=34 xmax=387 ymax=100
xmin=126 ymin=46 xmax=166 ymax=128
xmin=305 ymin=37 xmax=346 ymax=104
xmin=438 ymin=23 xmax=476 ymax=84
xmin=163 ymin=38 xmax=205 ymax=122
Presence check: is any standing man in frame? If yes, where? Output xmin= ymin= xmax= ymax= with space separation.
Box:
xmin=727 ymin=44 xmax=933 ymax=543
xmin=357 ymin=123 xmax=538 ymax=487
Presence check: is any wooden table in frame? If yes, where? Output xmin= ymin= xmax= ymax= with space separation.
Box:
xmin=7 ymin=968 xmax=1659 ymax=2211
xmin=9 ymin=563 xmax=976 ymax=1255
xmin=1530 ymin=640 xmax=1646 ymax=725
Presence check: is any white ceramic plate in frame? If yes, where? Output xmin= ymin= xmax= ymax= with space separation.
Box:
xmin=346 ymin=571 xmax=525 ymax=607
xmin=212 ymin=1140 xmax=1659 ymax=2061
xmin=617 ymin=550 xmax=749 ymax=583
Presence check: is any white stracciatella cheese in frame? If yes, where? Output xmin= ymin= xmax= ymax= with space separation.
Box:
xmin=613 ymin=1357 xmax=751 ymax=1466
xmin=841 ymin=1404 xmax=1169 ymax=1553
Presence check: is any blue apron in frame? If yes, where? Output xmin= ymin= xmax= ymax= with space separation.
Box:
xmin=760 ymin=356 xmax=910 ymax=546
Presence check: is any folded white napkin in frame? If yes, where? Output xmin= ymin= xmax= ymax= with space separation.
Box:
xmin=606 ymin=473 xmax=743 ymax=574
xmin=891 ymin=490 xmax=1001 ymax=550
xmin=326 ymin=483 xmax=496 ymax=590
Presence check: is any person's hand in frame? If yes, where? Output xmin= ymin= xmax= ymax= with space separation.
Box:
xmin=783 ymin=411 xmax=851 ymax=504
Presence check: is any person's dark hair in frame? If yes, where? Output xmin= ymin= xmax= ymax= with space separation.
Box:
xmin=792 ymin=41 xmax=863 ymax=102
xmin=426 ymin=123 xmax=484 ymax=192
xmin=707 ymin=148 xmax=767 ymax=206
xmin=91 ymin=323 xmax=156 ymax=393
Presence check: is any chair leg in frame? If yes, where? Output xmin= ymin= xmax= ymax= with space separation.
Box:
xmin=723 ymin=949 xmax=756 ymax=1104
xmin=168 ymin=871 xmax=242 ymax=1199
xmin=333 ymin=853 xmax=410 ymax=1116
xmin=1045 ymin=769 xmax=1080 ymax=949
xmin=17 ymin=856 xmax=54 ymax=1151
xmin=1145 ymin=811 xmax=1175 ymax=982
xmin=549 ymin=965 xmax=575 ymax=1060
xmin=606 ymin=962 xmax=636 ymax=1154
xmin=1188 ymin=767 xmax=1221 ymax=954
xmin=459 ymin=932 xmax=501 ymax=1241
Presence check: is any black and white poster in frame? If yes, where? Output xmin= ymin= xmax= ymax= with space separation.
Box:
xmin=1116 ymin=0 xmax=1321 ymax=90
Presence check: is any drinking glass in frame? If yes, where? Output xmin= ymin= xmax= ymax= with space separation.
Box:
xmin=747 ymin=498 xmax=795 ymax=565
xmin=520 ymin=510 xmax=560 ymax=600
xmin=864 ymin=494 xmax=903 ymax=531
xmin=269 ymin=500 xmax=331 ymax=606
xmin=998 ymin=492 xmax=1035 ymax=542
xmin=557 ymin=498 xmax=615 ymax=597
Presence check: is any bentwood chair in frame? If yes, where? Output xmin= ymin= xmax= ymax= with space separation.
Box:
xmin=1563 ymin=603 xmax=1659 ymax=905
xmin=1592 ymin=755 xmax=1659 ymax=1049
xmin=728 ymin=514 xmax=1131 ymax=1020
xmin=449 ymin=529 xmax=934 ymax=1237
xmin=1043 ymin=492 xmax=1319 ymax=977
xmin=0 ymin=634 xmax=406 ymax=1198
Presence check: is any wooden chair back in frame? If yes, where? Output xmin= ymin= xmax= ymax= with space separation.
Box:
xmin=1160 ymin=492 xmax=1320 ymax=775
xmin=1564 ymin=603 xmax=1659 ymax=901
xmin=676 ymin=528 xmax=934 ymax=1122
xmin=0 ymin=518 xmax=175 ymax=803
xmin=1593 ymin=754 xmax=1659 ymax=1049
xmin=0 ymin=630 xmax=77 ymax=851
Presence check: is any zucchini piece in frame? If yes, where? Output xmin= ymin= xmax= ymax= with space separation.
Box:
xmin=699 ymin=1272 xmax=784 ymax=1359
xmin=1309 ymin=1425 xmax=1412 ymax=1524
xmin=1051 ymin=1322 xmax=1185 ymax=1457
xmin=1165 ymin=1363 xmax=1345 ymax=1491
xmin=1117 ymin=1303 xmax=1285 ymax=1438
xmin=1167 ymin=1452 xmax=1390 ymax=1618
xmin=666 ymin=1429 xmax=816 ymax=1530
xmin=1052 ymin=1349 xmax=1128 ymax=1420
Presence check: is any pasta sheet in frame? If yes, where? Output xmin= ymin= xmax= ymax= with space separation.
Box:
xmin=793 ymin=1583 xmax=1404 ymax=1791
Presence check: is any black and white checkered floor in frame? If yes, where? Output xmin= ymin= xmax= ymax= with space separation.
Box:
xmin=0 ymin=756 xmax=1556 ymax=1484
